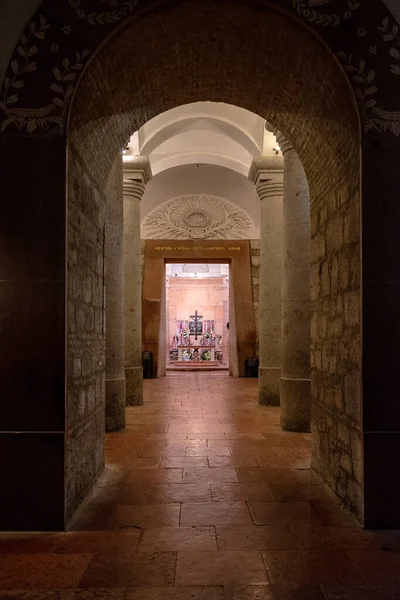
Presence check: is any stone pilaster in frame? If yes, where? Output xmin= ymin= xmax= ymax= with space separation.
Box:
xmin=105 ymin=157 xmax=126 ymax=431
xmin=276 ymin=131 xmax=311 ymax=432
xmin=249 ymin=156 xmax=284 ymax=405
xmin=123 ymin=158 xmax=152 ymax=406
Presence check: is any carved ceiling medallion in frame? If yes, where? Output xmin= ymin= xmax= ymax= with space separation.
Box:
xmin=142 ymin=195 xmax=255 ymax=240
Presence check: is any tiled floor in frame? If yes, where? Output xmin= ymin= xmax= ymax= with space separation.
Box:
xmin=1 ymin=372 xmax=400 ymax=599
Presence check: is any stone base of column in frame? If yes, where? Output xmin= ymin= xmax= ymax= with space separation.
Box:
xmin=259 ymin=367 xmax=281 ymax=406
xmin=280 ymin=377 xmax=311 ymax=432
xmin=105 ymin=378 xmax=126 ymax=432
xmin=125 ymin=366 xmax=143 ymax=406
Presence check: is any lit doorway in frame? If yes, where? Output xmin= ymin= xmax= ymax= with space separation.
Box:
xmin=165 ymin=263 xmax=229 ymax=371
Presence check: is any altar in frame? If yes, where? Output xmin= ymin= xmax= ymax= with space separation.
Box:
xmin=170 ymin=312 xmax=223 ymax=367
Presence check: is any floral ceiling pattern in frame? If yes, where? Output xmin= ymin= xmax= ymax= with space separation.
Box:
xmin=142 ymin=195 xmax=256 ymax=240
xmin=0 ymin=0 xmax=399 ymax=136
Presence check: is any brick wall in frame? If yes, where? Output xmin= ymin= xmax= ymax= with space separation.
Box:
xmin=66 ymin=143 xmax=106 ymax=522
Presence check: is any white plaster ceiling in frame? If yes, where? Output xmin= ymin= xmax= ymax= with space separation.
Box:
xmin=123 ymin=102 xmax=278 ymax=176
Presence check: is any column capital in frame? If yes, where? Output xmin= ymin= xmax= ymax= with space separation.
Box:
xmin=248 ymin=156 xmax=284 ymax=200
xmin=123 ymin=157 xmax=152 ymax=200
xmin=275 ymin=130 xmax=294 ymax=155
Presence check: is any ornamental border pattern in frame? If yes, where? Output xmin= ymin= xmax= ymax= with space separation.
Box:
xmin=0 ymin=0 xmax=399 ymax=136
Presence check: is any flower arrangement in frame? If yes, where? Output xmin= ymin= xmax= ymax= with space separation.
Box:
xmin=201 ymin=350 xmax=211 ymax=361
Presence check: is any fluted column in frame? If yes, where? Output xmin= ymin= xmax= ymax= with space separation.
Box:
xmin=249 ymin=156 xmax=284 ymax=405
xmin=276 ymin=131 xmax=311 ymax=432
xmin=123 ymin=158 xmax=152 ymax=406
xmin=105 ymin=156 xmax=126 ymax=431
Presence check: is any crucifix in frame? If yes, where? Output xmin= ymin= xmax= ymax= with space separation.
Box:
xmin=189 ymin=310 xmax=203 ymax=340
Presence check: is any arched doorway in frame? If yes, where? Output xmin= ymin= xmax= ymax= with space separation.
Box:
xmin=1 ymin=0 xmax=399 ymax=531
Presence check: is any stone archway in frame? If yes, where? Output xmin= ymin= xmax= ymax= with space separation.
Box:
xmin=1 ymin=0 xmax=399 ymax=531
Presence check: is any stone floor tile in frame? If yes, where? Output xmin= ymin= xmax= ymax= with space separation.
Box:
xmin=0 ymin=533 xmax=64 ymax=554
xmin=126 ymin=469 xmax=183 ymax=485
xmin=211 ymin=483 xmax=275 ymax=502
xmin=148 ymin=483 xmax=212 ymax=504
xmin=237 ymin=468 xmax=319 ymax=485
xmin=186 ymin=446 xmax=231 ymax=456
xmin=366 ymin=530 xmax=400 ymax=551
xmin=124 ymin=587 xmax=224 ymax=600
xmin=223 ymin=585 xmax=327 ymax=599
xmin=261 ymin=550 xmax=363 ymax=586
xmin=68 ymin=507 xmax=115 ymax=531
xmin=55 ymin=531 xmax=141 ymax=554
xmin=86 ymin=484 xmax=151 ymax=506
xmin=181 ymin=502 xmax=252 ymax=526
xmin=175 ymin=551 xmax=269 ymax=585
xmin=321 ymin=585 xmax=400 ymax=599
xmin=0 ymin=591 xmax=125 ymax=600
xmin=108 ymin=504 xmax=181 ymax=529
xmin=248 ymin=502 xmax=324 ymax=525
xmin=79 ymin=552 xmax=177 ymax=587
xmin=0 ymin=553 xmax=92 ymax=589
xmin=216 ymin=525 xmax=299 ymax=550
xmin=160 ymin=457 xmax=209 ymax=468
xmin=137 ymin=526 xmax=217 ymax=552
xmin=183 ymin=467 xmax=239 ymax=484
xmin=288 ymin=525 xmax=379 ymax=550
xmin=311 ymin=503 xmax=359 ymax=527
xmin=269 ymin=484 xmax=335 ymax=503
xmin=208 ymin=456 xmax=259 ymax=467
xmin=345 ymin=550 xmax=400 ymax=585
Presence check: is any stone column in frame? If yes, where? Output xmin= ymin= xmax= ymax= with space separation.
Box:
xmin=123 ymin=158 xmax=152 ymax=405
xmin=105 ymin=156 xmax=126 ymax=431
xmin=276 ymin=132 xmax=311 ymax=432
xmin=249 ymin=156 xmax=284 ymax=405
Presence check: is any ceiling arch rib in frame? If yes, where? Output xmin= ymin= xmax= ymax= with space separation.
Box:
xmin=148 ymin=151 xmax=252 ymax=177
xmin=139 ymin=115 xmax=262 ymax=158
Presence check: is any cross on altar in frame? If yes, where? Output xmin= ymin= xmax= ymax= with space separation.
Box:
xmin=189 ymin=310 xmax=203 ymax=340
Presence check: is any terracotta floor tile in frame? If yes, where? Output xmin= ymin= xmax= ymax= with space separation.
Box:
xmin=79 ymin=552 xmax=177 ymax=587
xmin=137 ymin=526 xmax=217 ymax=551
xmin=87 ymin=484 xmax=151 ymax=506
xmin=216 ymin=525 xmax=299 ymax=550
xmin=183 ymin=467 xmax=239 ymax=484
xmin=55 ymin=530 xmax=141 ymax=554
xmin=248 ymin=502 xmax=323 ymax=526
xmin=124 ymin=587 xmax=224 ymax=600
xmin=0 ymin=553 xmax=92 ymax=589
xmin=211 ymin=483 xmax=275 ymax=502
xmin=109 ymin=504 xmax=180 ymax=529
xmin=175 ymin=551 xmax=269 ymax=585
xmin=261 ymin=550 xmax=363 ymax=586
xmin=181 ymin=502 xmax=252 ymax=526
xmin=148 ymin=483 xmax=212 ymax=504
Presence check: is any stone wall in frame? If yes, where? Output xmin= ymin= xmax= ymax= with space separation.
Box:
xmin=250 ymin=240 xmax=260 ymax=358
xmin=66 ymin=144 xmax=106 ymax=523
xmin=310 ymin=176 xmax=362 ymax=520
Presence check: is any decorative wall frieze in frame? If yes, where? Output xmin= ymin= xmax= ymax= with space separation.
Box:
xmin=141 ymin=194 xmax=255 ymax=240
xmin=0 ymin=0 xmax=399 ymax=136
